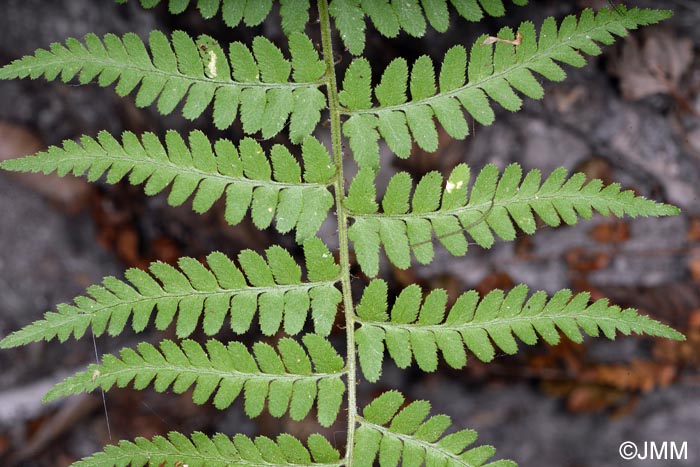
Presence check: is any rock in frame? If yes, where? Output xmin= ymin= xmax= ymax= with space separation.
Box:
xmin=0 ymin=177 xmax=119 ymax=391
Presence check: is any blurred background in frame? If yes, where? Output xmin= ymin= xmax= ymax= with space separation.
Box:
xmin=0 ymin=0 xmax=699 ymax=465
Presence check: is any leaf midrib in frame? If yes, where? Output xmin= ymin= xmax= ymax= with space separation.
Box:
xmin=355 ymin=310 xmax=640 ymax=334
xmin=80 ymin=446 xmax=345 ymax=467
xmin=347 ymin=189 xmax=639 ymax=220
xmin=6 ymin=52 xmax=322 ymax=91
xmin=36 ymin=153 xmax=332 ymax=189
xmin=2 ymin=279 xmax=339 ymax=346
xmin=90 ymin=359 xmax=345 ymax=383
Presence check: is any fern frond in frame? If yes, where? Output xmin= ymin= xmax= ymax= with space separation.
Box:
xmin=355 ymin=281 xmax=684 ymax=381
xmin=0 ymin=131 xmax=336 ymax=240
xmin=0 ymin=31 xmax=326 ymax=139
xmin=116 ymin=0 xmax=528 ymax=55
xmin=116 ymin=0 xmax=311 ymax=36
xmin=46 ymin=334 xmax=345 ymax=424
xmin=0 ymin=240 xmax=341 ymax=349
xmin=346 ymin=163 xmax=679 ymax=276
xmin=330 ymin=0 xmax=529 ymax=55
xmin=355 ymin=391 xmax=515 ymax=467
xmin=72 ymin=431 xmax=342 ymax=467
xmin=339 ymin=6 xmax=672 ymax=168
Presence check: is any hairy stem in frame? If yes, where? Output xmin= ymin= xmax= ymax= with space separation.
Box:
xmin=318 ymin=0 xmax=356 ymax=463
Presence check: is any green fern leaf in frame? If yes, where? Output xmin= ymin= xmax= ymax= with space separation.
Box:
xmin=116 ymin=0 xmax=311 ymax=35
xmin=0 ymin=131 xmax=335 ymax=240
xmin=356 ymin=281 xmax=684 ymax=380
xmin=330 ymin=0 xmax=530 ymax=55
xmin=0 ymin=4 xmax=684 ymax=467
xmin=72 ymin=430 xmax=341 ymax=467
xmin=0 ymin=240 xmax=341 ymax=349
xmin=339 ymin=6 xmax=672 ymax=168
xmin=355 ymin=391 xmax=515 ymax=467
xmin=116 ymin=0 xmax=529 ymax=54
xmin=46 ymin=334 xmax=345 ymax=424
xmin=0 ymin=31 xmax=325 ymax=139
xmin=346 ymin=163 xmax=679 ymax=276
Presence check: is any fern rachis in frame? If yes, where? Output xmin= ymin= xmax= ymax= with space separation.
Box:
xmin=0 ymin=2 xmax=685 ymax=467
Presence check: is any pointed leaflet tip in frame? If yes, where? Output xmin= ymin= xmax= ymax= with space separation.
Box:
xmin=635 ymin=312 xmax=685 ymax=341
xmin=0 ymin=321 xmax=47 ymax=349
xmin=0 ymin=333 xmax=19 ymax=349
xmin=0 ymin=61 xmax=20 ymax=80
xmin=0 ymin=158 xmax=22 ymax=171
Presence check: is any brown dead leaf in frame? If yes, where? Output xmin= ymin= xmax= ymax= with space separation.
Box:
xmin=653 ymin=311 xmax=700 ymax=366
xmin=514 ymin=235 xmax=535 ymax=259
xmin=529 ymin=336 xmax=680 ymax=414
xmin=580 ymin=360 xmax=676 ymax=393
xmin=565 ymin=385 xmax=627 ymax=413
xmin=689 ymin=309 xmax=700 ymax=329
xmin=551 ymin=85 xmax=587 ymax=114
xmin=475 ymin=272 xmax=514 ymax=295
xmin=589 ymin=220 xmax=630 ymax=244
xmin=565 ymin=247 xmax=611 ymax=273
xmin=116 ymin=227 xmax=141 ymax=266
xmin=0 ymin=122 xmax=91 ymax=211
xmin=481 ymin=33 xmax=522 ymax=46
xmin=151 ymin=236 xmax=182 ymax=264
xmin=609 ymin=28 xmax=693 ymax=102
xmin=688 ymin=253 xmax=700 ymax=284
xmin=688 ymin=217 xmax=700 ymax=242
xmin=391 ymin=264 xmax=420 ymax=288
xmin=541 ymin=359 xmax=677 ymax=414
xmin=0 ymin=434 xmax=9 ymax=458
xmin=57 ymin=454 xmax=78 ymax=467
xmin=429 ymin=274 xmax=463 ymax=304
xmin=574 ymin=157 xmax=614 ymax=186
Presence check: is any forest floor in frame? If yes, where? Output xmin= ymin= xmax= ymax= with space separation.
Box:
xmin=0 ymin=1 xmax=699 ymax=466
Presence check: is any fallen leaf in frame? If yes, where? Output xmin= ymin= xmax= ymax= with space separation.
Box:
xmin=566 ymin=385 xmax=627 ymax=413
xmin=551 ymin=85 xmax=587 ymax=114
xmin=609 ymin=28 xmax=693 ymax=101
xmin=0 ymin=434 xmax=9 ymax=457
xmin=653 ymin=312 xmax=700 ymax=366
xmin=688 ymin=217 xmax=700 ymax=242
xmin=475 ymin=271 xmax=514 ymax=295
xmin=688 ymin=253 xmax=700 ymax=283
xmin=574 ymin=156 xmax=613 ymax=186
xmin=589 ymin=220 xmax=630 ymax=244
xmin=565 ymin=247 xmax=611 ymax=273
xmin=579 ymin=360 xmax=676 ymax=393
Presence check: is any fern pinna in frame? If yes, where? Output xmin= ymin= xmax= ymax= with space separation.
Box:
xmin=0 ymin=2 xmax=684 ymax=466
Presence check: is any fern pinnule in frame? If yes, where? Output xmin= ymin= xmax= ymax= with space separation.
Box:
xmin=0 ymin=31 xmax=325 ymax=140
xmin=0 ymin=131 xmax=336 ymax=241
xmin=330 ymin=0 xmax=530 ymax=55
xmin=72 ymin=430 xmax=342 ymax=467
xmin=356 ymin=391 xmax=515 ymax=467
xmin=116 ymin=0 xmax=312 ymax=35
xmin=46 ymin=334 xmax=345 ymax=425
xmin=346 ymin=163 xmax=679 ymax=276
xmin=340 ymin=6 xmax=673 ymax=168
xmin=0 ymin=239 xmax=340 ymax=350
xmin=355 ymin=281 xmax=685 ymax=381
xmin=117 ymin=0 xmax=532 ymax=56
